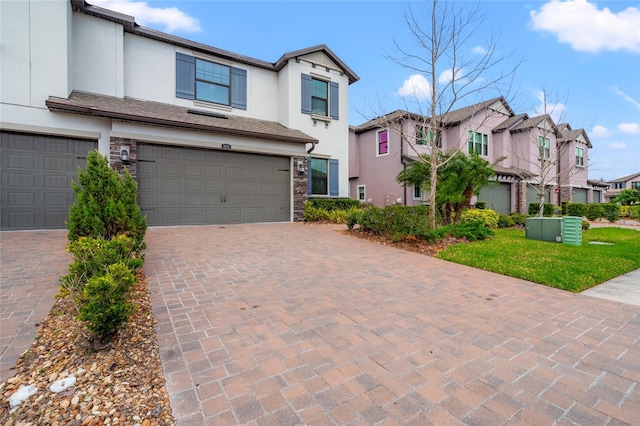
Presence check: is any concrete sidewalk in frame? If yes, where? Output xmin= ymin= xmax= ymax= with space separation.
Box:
xmin=582 ymin=269 xmax=640 ymax=306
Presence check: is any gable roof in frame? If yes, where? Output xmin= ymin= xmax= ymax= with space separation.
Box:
xmin=354 ymin=97 xmax=514 ymax=133
xmin=557 ymin=127 xmax=592 ymax=148
xmin=72 ymin=1 xmax=359 ymax=84
xmin=607 ymin=172 xmax=640 ymax=183
xmin=46 ymin=91 xmax=317 ymax=144
xmin=493 ymin=113 xmax=528 ymax=133
xmin=510 ymin=114 xmax=560 ymax=137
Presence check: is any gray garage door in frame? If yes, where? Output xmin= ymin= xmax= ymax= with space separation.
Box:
xmin=137 ymin=144 xmax=290 ymax=226
xmin=593 ymin=190 xmax=601 ymax=203
xmin=1 ymin=132 xmax=96 ymax=230
xmin=526 ymin=186 xmax=551 ymax=209
xmin=477 ymin=182 xmax=511 ymax=214
xmin=574 ymin=188 xmax=588 ymax=204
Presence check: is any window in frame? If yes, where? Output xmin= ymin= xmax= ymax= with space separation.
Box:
xmin=175 ymin=53 xmax=247 ymax=109
xmin=377 ymin=130 xmax=389 ymax=156
xmin=357 ymin=185 xmax=366 ymax=201
xmin=301 ymin=74 xmax=339 ymax=119
xmin=413 ymin=184 xmax=422 ymax=200
xmin=538 ymin=136 xmax=550 ymax=159
xmin=309 ymin=158 xmax=339 ymax=196
xmin=467 ymin=130 xmax=488 ymax=156
xmin=575 ymin=147 xmax=584 ymax=166
xmin=632 ymin=182 xmax=640 ymax=189
xmin=311 ymin=79 xmax=328 ymax=116
xmin=196 ymin=59 xmax=230 ymax=105
xmin=416 ymin=125 xmax=437 ymax=146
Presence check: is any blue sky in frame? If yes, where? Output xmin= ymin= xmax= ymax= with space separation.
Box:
xmin=91 ymin=0 xmax=640 ymax=181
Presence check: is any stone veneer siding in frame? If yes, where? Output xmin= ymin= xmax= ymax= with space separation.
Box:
xmin=517 ymin=181 xmax=527 ymax=214
xmin=293 ymin=155 xmax=309 ymax=221
xmin=110 ymin=137 xmax=137 ymax=178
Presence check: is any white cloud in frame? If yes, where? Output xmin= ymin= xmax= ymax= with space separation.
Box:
xmin=533 ymin=91 xmax=565 ymax=123
xmin=90 ymin=0 xmax=201 ymax=33
xmin=618 ymin=123 xmax=640 ymax=134
xmin=437 ymin=68 xmax=465 ymax=85
xmin=397 ymin=74 xmax=431 ymax=100
xmin=591 ymin=125 xmax=609 ymax=138
xmin=609 ymin=142 xmax=627 ymax=150
xmin=472 ymin=46 xmax=487 ymax=55
xmin=613 ymin=87 xmax=640 ymax=111
xmin=530 ymin=0 xmax=640 ymax=53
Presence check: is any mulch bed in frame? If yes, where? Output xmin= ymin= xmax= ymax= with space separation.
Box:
xmin=0 ymin=273 xmax=174 ymax=426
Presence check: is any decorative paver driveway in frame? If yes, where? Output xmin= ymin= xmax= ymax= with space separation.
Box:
xmin=144 ymin=223 xmax=640 ymax=425
xmin=0 ymin=231 xmax=70 ymax=383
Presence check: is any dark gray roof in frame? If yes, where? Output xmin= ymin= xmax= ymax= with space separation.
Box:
xmin=493 ymin=113 xmax=528 ymax=133
xmin=46 ymin=91 xmax=317 ymax=145
xmin=510 ymin=114 xmax=560 ymax=137
xmin=557 ymin=127 xmax=592 ymax=148
xmin=607 ymin=172 xmax=640 ymax=183
xmin=587 ymin=179 xmax=610 ymax=189
xmin=493 ymin=165 xmax=534 ymax=178
xmin=354 ymin=97 xmax=514 ymax=133
xmin=72 ymin=1 xmax=359 ymax=84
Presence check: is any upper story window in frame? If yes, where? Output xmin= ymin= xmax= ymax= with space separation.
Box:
xmin=416 ymin=125 xmax=439 ymax=147
xmin=468 ymin=130 xmax=488 ymax=156
xmin=377 ymin=130 xmax=389 ymax=156
xmin=196 ymin=59 xmax=230 ymax=105
xmin=175 ymin=53 xmax=247 ymax=110
xmin=538 ymin=136 xmax=550 ymax=159
xmin=632 ymin=181 xmax=640 ymax=189
xmin=301 ymin=74 xmax=339 ymax=119
xmin=575 ymin=147 xmax=584 ymax=166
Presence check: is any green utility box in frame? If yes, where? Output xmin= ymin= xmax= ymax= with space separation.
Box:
xmin=525 ymin=217 xmax=563 ymax=242
xmin=562 ymin=216 xmax=582 ymax=246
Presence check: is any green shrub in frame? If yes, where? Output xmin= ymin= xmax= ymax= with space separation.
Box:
xmin=603 ymin=203 xmax=620 ymax=222
xmin=346 ymin=208 xmax=362 ymax=230
xmin=566 ymin=203 xmax=587 ymax=218
xmin=561 ymin=201 xmax=569 ymax=215
xmin=585 ymin=204 xmax=605 ymax=221
xmin=326 ymin=209 xmax=348 ymax=224
xmin=509 ymin=213 xmax=528 ymax=226
xmin=78 ymin=263 xmax=136 ymax=340
xmin=303 ymin=203 xmax=329 ymax=222
xmin=460 ymin=209 xmax=499 ymax=229
xmin=475 ymin=201 xmax=486 ymax=209
xmin=441 ymin=220 xmax=493 ymax=241
xmin=307 ymin=198 xmax=360 ymax=211
xmin=630 ymin=206 xmax=640 ymax=220
xmin=61 ymin=235 xmax=142 ymax=295
xmin=619 ymin=206 xmax=631 ymax=218
xmin=498 ymin=214 xmax=515 ymax=228
xmin=528 ymin=203 xmax=555 ymax=217
xmin=582 ymin=220 xmax=590 ymax=230
xmin=67 ymin=150 xmax=146 ymax=252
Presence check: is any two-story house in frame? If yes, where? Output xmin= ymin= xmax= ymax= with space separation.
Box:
xmin=0 ymin=0 xmax=358 ymax=230
xmin=604 ymin=172 xmax=640 ymax=203
xmin=350 ymin=97 xmax=599 ymax=214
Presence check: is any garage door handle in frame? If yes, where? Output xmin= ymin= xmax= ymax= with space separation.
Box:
xmin=220 ymin=196 xmax=227 ymax=203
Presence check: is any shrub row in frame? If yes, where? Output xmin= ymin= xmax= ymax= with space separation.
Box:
xmin=566 ymin=203 xmax=620 ymax=222
xmin=528 ymin=203 xmax=556 ymax=217
xmin=306 ymin=198 xmax=361 ymax=211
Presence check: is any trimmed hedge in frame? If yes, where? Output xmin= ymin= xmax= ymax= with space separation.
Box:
xmin=566 ymin=203 xmax=587 ymax=218
xmin=306 ymin=198 xmax=360 ymax=211
xmin=528 ymin=203 xmax=556 ymax=217
xmin=585 ymin=204 xmax=605 ymax=221
xmin=460 ymin=209 xmax=499 ymax=229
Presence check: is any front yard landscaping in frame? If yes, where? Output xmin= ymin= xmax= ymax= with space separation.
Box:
xmin=437 ymin=227 xmax=640 ymax=292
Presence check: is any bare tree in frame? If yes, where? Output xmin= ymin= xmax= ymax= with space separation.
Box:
xmin=510 ymin=88 xmax=590 ymax=217
xmin=377 ymin=0 xmax=521 ymax=228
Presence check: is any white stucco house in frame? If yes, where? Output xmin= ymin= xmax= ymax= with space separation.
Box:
xmin=0 ymin=0 xmax=358 ymax=229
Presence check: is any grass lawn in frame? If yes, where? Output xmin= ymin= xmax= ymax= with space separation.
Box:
xmin=436 ymin=227 xmax=640 ymax=292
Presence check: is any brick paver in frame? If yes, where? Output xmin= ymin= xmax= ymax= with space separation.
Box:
xmin=144 ymin=223 xmax=640 ymax=425
xmin=0 ymin=230 xmax=70 ymax=382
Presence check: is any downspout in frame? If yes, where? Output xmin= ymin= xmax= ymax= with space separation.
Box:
xmin=400 ymin=132 xmax=407 ymax=206
xmin=306 ymin=142 xmax=316 ymax=154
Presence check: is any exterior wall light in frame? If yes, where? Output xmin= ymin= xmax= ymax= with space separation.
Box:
xmin=120 ymin=146 xmax=130 ymax=164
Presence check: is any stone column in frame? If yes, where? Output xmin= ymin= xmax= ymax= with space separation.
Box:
xmin=292 ymin=155 xmax=309 ymax=221
xmin=110 ymin=137 xmax=137 ymax=179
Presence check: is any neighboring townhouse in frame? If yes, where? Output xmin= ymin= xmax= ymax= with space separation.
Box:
xmin=604 ymin=172 xmax=640 ymax=203
xmin=350 ymin=98 xmax=599 ymax=214
xmin=0 ymin=0 xmax=358 ymax=230
xmin=556 ymin=123 xmax=596 ymax=204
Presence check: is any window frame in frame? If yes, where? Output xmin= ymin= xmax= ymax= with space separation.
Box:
xmin=632 ymin=182 xmax=640 ymax=189
xmin=357 ymin=185 xmax=366 ymax=201
xmin=377 ymin=129 xmax=389 ymax=157
xmin=311 ymin=77 xmax=329 ymax=116
xmin=575 ymin=147 xmax=585 ymax=167
xmin=467 ymin=130 xmax=488 ymax=156
xmin=195 ymin=58 xmax=231 ymax=106
xmin=310 ymin=158 xmax=329 ymax=196
xmin=413 ymin=184 xmax=422 ymax=200
xmin=538 ymin=136 xmax=551 ymax=159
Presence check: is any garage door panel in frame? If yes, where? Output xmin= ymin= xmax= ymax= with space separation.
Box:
xmin=137 ymin=143 xmax=290 ymax=226
xmin=1 ymin=132 xmax=96 ymax=230
xmin=478 ymin=183 xmax=511 ymax=215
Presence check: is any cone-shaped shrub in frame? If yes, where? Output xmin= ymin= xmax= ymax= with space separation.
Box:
xmin=67 ymin=150 xmax=146 ymax=251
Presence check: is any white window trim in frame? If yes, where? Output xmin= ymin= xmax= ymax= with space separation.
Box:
xmin=413 ymin=184 xmax=422 ymax=200
xmin=376 ymin=129 xmax=390 ymax=157
xmin=575 ymin=147 xmax=585 ymax=167
xmin=357 ymin=185 xmax=366 ymax=202
xmin=468 ymin=129 xmax=489 ymax=157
